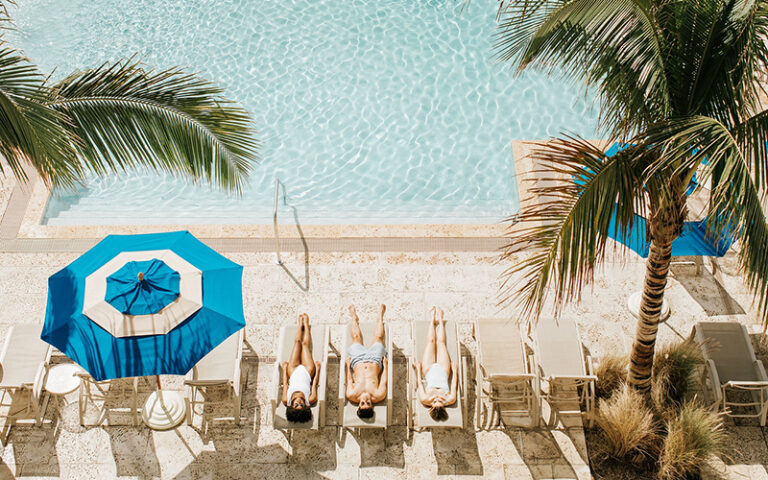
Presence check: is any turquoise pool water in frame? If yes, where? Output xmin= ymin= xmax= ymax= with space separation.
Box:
xmin=12 ymin=0 xmax=599 ymax=225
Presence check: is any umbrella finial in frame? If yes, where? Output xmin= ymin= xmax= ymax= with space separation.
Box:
xmin=138 ymin=272 xmax=145 ymax=282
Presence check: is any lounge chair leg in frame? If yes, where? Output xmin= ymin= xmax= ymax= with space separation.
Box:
xmin=233 ymin=391 xmax=241 ymax=425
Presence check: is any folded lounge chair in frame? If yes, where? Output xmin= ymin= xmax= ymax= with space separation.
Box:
xmin=407 ymin=320 xmax=467 ymax=430
xmin=473 ymin=319 xmax=539 ymax=429
xmin=0 ymin=325 xmax=52 ymax=442
xmin=185 ymin=328 xmax=245 ymax=427
xmin=271 ymin=325 xmax=329 ymax=430
xmin=531 ymin=317 xmax=596 ymax=427
xmin=338 ymin=323 xmax=393 ymax=429
xmin=694 ymin=322 xmax=768 ymax=425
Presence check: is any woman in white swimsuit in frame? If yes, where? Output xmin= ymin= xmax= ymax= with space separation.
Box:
xmin=281 ymin=313 xmax=321 ymax=423
xmin=413 ymin=307 xmax=458 ymax=421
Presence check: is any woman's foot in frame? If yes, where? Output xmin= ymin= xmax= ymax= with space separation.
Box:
xmin=430 ymin=306 xmax=437 ymax=325
xmin=379 ymin=303 xmax=386 ymax=320
xmin=437 ymin=307 xmax=445 ymax=324
xmin=348 ymin=305 xmax=359 ymax=323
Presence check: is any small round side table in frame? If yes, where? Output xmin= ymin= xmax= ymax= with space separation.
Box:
xmin=44 ymin=363 xmax=84 ymax=418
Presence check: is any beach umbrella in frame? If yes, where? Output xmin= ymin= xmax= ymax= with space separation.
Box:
xmin=42 ymin=231 xmax=245 ymax=427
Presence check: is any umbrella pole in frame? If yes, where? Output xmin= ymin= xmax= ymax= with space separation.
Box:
xmin=156 ymin=375 xmax=162 ymax=390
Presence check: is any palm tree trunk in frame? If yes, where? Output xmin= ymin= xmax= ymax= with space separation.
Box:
xmin=626 ymin=236 xmax=673 ymax=393
xmin=626 ymin=199 xmax=685 ymax=394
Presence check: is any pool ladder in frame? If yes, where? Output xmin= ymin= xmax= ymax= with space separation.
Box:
xmin=273 ymin=178 xmax=283 ymax=265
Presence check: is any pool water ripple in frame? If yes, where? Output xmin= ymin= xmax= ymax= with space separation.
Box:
xmin=12 ymin=0 xmax=600 ymax=225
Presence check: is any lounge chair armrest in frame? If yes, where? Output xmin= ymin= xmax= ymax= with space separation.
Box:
xmin=755 ymin=360 xmax=768 ymax=381
xmin=271 ymin=356 xmax=282 ymax=412
xmin=318 ymin=326 xmax=330 ymax=405
xmin=338 ymin=328 xmax=347 ymax=426
xmin=705 ymin=359 xmax=723 ymax=404
xmin=387 ymin=335 xmax=394 ymax=403
xmin=724 ymin=381 xmax=768 ymax=388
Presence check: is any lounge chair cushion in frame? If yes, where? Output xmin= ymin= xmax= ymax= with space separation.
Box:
xmin=0 ymin=325 xmax=50 ymax=388
xmin=187 ymin=329 xmax=242 ymax=384
xmin=475 ymin=319 xmax=526 ymax=377
xmin=697 ymin=322 xmax=761 ymax=384
xmin=534 ymin=317 xmax=586 ymax=379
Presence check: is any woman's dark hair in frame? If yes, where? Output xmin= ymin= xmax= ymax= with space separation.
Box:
xmin=429 ymin=405 xmax=448 ymax=421
xmin=356 ymin=406 xmax=374 ymax=419
xmin=286 ymin=405 xmax=312 ymax=423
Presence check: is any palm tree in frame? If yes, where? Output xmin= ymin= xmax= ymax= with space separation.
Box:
xmin=496 ymin=0 xmax=768 ymax=393
xmin=0 ymin=2 xmax=257 ymax=191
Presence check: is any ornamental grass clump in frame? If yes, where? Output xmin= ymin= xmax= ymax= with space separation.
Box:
xmin=658 ymin=403 xmax=726 ymax=480
xmin=651 ymin=339 xmax=705 ymax=416
xmin=593 ymin=384 xmax=660 ymax=466
xmin=594 ymin=354 xmax=628 ymax=400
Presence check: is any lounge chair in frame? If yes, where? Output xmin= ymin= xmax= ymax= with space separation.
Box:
xmin=473 ymin=319 xmax=539 ymax=429
xmin=271 ymin=325 xmax=329 ymax=430
xmin=531 ymin=317 xmax=596 ymax=427
xmin=0 ymin=325 xmax=52 ymax=442
xmin=185 ymin=329 xmax=245 ymax=428
xmin=78 ymin=374 xmax=140 ymax=426
xmin=407 ymin=320 xmax=468 ymax=431
xmin=338 ymin=323 xmax=393 ymax=429
xmin=694 ymin=322 xmax=768 ymax=425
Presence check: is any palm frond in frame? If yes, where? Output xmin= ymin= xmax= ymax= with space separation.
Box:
xmin=0 ymin=47 xmax=78 ymax=184
xmin=47 ymin=59 xmax=258 ymax=192
xmin=495 ymin=0 xmax=671 ymax=136
xmin=500 ymin=137 xmax=647 ymax=318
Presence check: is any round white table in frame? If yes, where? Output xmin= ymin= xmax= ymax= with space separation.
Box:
xmin=142 ymin=391 xmax=186 ymax=430
xmin=45 ymin=364 xmax=83 ymax=397
xmin=45 ymin=364 xmax=84 ymax=421
xmin=627 ymin=291 xmax=671 ymax=322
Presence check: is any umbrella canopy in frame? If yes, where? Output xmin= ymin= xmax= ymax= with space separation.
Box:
xmin=42 ymin=231 xmax=245 ymax=381
xmin=600 ymin=143 xmax=734 ymax=258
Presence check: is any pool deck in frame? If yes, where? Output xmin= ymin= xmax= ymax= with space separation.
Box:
xmin=1 ymin=155 xmax=768 ymax=479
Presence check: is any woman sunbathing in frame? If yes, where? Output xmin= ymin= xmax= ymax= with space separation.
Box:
xmin=413 ymin=307 xmax=458 ymax=421
xmin=281 ymin=313 xmax=321 ymax=423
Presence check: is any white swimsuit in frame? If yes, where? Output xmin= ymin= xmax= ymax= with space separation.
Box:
xmin=424 ymin=363 xmax=450 ymax=393
xmin=286 ymin=365 xmax=312 ymax=402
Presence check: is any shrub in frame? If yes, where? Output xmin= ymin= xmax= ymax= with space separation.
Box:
xmin=593 ymin=384 xmax=660 ymax=466
xmin=651 ymin=339 xmax=704 ymax=415
xmin=594 ymin=354 xmax=628 ymax=400
xmin=658 ymin=403 xmax=726 ymax=480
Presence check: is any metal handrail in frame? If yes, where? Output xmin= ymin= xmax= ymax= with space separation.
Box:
xmin=273 ymin=178 xmax=283 ymax=265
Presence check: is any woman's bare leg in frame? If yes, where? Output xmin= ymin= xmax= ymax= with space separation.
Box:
xmin=300 ymin=314 xmax=316 ymax=376
xmin=421 ymin=307 xmax=437 ymax=375
xmin=435 ymin=307 xmax=451 ymax=376
xmin=287 ymin=316 xmax=304 ymax=375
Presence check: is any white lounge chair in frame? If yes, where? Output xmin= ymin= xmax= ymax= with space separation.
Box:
xmin=473 ymin=319 xmax=539 ymax=429
xmin=77 ymin=374 xmax=140 ymax=426
xmin=531 ymin=317 xmax=596 ymax=427
xmin=407 ymin=320 xmax=468 ymax=431
xmin=0 ymin=325 xmax=52 ymax=442
xmin=185 ymin=329 xmax=245 ymax=428
xmin=694 ymin=322 xmax=768 ymax=425
xmin=338 ymin=323 xmax=393 ymax=429
xmin=271 ymin=325 xmax=329 ymax=430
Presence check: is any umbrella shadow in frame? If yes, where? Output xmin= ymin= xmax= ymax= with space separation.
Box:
xmin=276 ymin=180 xmax=310 ymax=292
xmin=2 ymin=419 xmax=60 ymax=477
xmin=670 ymin=259 xmax=745 ymax=316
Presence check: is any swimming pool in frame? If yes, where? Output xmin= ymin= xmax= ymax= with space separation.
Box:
xmin=12 ymin=0 xmax=599 ymax=225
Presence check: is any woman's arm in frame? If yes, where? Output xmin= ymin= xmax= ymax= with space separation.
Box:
xmin=309 ymin=361 xmax=321 ymax=405
xmin=413 ymin=361 xmax=429 ymax=406
xmin=281 ymin=361 xmax=289 ymax=406
xmin=345 ymin=358 xmax=356 ymax=401
xmin=446 ymin=361 xmax=459 ymax=406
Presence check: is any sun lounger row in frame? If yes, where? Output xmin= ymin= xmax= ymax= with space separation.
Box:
xmin=39 ymin=315 xmax=768 ymax=436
